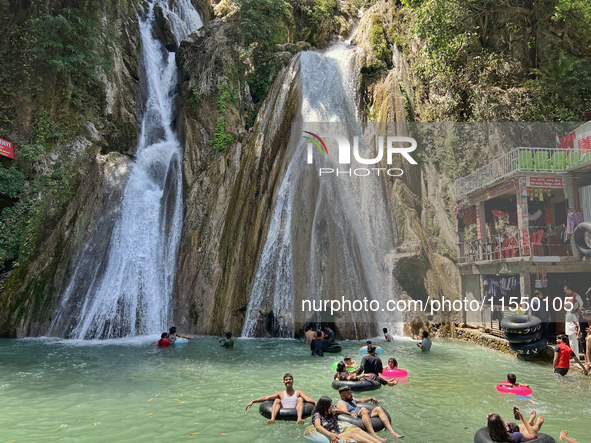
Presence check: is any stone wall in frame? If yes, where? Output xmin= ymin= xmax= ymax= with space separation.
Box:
xmin=455 ymin=327 xmax=514 ymax=354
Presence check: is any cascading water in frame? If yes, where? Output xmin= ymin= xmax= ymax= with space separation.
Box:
xmin=48 ymin=1 xmax=202 ymax=339
xmin=242 ymin=40 xmax=401 ymax=338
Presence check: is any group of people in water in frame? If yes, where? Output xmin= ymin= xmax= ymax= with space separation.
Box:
xmin=334 ymin=346 xmax=400 ymax=387
xmin=156 ymin=326 xmax=195 ymax=347
xmin=245 ymin=373 xmax=403 ymax=442
xmin=485 ymin=372 xmax=584 ymax=442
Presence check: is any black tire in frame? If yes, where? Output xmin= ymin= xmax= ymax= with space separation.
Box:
xmin=501 ymin=315 xmax=541 ymax=335
xmin=504 ymin=329 xmax=542 ymax=344
xmin=258 ymin=400 xmax=314 ymax=420
xmin=474 ymin=426 xmax=556 ymax=443
xmin=324 ymin=344 xmax=342 ymax=353
xmin=337 ymin=402 xmax=392 ymax=432
xmin=331 ymin=379 xmax=381 ymax=392
xmin=574 ymin=222 xmax=591 ymax=255
xmin=509 ymin=338 xmax=548 ymax=357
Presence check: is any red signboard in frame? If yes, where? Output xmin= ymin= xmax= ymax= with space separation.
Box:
xmin=468 ymin=180 xmax=515 ymax=205
xmin=0 ymin=138 xmax=14 ymax=159
xmin=558 ymin=131 xmax=575 ymax=150
xmin=527 ymin=177 xmax=563 ymax=188
xmin=578 ymin=136 xmax=591 ymax=153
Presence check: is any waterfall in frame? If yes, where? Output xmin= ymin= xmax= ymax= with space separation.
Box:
xmin=48 ymin=1 xmax=202 ymax=339
xmin=242 ymin=41 xmax=401 ymax=338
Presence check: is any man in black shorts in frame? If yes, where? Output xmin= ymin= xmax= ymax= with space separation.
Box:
xmin=310 ymin=330 xmax=329 ymax=357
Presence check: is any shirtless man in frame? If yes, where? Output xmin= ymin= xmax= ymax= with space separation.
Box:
xmin=304 ymin=324 xmax=316 ymax=344
xmin=245 ymin=373 xmax=316 ymax=424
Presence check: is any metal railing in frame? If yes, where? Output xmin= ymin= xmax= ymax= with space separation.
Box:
xmin=455 ymin=146 xmax=591 ymax=198
xmin=458 ymin=227 xmax=574 ymax=263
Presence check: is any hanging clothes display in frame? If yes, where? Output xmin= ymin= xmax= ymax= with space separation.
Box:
xmin=544 ymin=208 xmax=552 ymax=224
xmin=567 ymin=211 xmax=583 ymax=235
xmin=483 ymin=276 xmax=520 ymax=299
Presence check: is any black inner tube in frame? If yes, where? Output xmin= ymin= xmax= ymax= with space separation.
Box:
xmin=259 ymin=400 xmax=314 ymax=420
xmin=324 ymin=344 xmax=342 ymax=353
xmin=501 ymin=315 xmax=541 ymax=334
xmin=337 ymin=402 xmax=392 ymax=432
xmin=331 ymin=379 xmax=382 ymax=392
xmin=474 ymin=426 xmax=556 ymax=443
xmin=574 ymin=222 xmax=591 ymax=255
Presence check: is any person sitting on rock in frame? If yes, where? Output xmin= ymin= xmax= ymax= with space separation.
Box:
xmin=498 ymin=373 xmax=529 ymax=389
xmin=244 ymin=373 xmax=315 ymax=425
xmin=335 ymin=386 xmax=403 ymax=440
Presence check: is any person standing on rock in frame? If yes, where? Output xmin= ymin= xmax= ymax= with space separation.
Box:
xmin=565 ymin=307 xmax=581 ymax=358
xmin=564 ymin=285 xmax=584 ymax=310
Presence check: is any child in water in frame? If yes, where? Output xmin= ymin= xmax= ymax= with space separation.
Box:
xmin=498 ymin=373 xmax=529 ymax=388
xmin=383 ymin=327 xmax=393 ymax=342
xmin=387 ymin=358 xmax=398 ymax=370
xmin=343 ymin=356 xmax=358 ymax=370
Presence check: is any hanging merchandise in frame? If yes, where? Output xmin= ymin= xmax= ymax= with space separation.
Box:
xmin=529 ymin=188 xmax=534 ymax=201
xmin=492 ymin=209 xmax=509 ymax=217
xmin=539 ymin=188 xmax=544 ymax=202
xmin=544 ymin=208 xmax=552 ymax=224
xmin=528 ymin=210 xmax=543 ymax=221
xmin=542 ymin=268 xmax=548 ymax=288
xmin=547 ymin=188 xmax=551 ymax=197
xmin=567 ymin=211 xmax=584 ymax=235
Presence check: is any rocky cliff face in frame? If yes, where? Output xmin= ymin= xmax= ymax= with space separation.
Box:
xmin=174 ymin=18 xmax=303 ymax=334
xmin=2 ymin=0 xmax=588 ymax=338
xmin=0 ymin=1 xmax=146 ymax=336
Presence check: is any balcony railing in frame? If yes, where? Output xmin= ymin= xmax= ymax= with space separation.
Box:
xmin=455 ymin=146 xmax=591 ymax=198
xmin=458 ymin=227 xmax=574 ymax=264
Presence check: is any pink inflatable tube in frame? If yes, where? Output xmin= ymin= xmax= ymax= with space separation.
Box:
xmin=381 ymin=368 xmax=408 ymax=379
xmin=496 ymin=383 xmax=532 ymax=396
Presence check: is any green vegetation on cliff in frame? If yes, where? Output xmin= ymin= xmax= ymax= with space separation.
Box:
xmin=0 ymin=0 xmax=140 ymax=272
xmin=400 ymin=0 xmax=591 ymax=123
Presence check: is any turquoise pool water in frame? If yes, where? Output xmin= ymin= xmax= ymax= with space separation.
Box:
xmin=1 ymin=336 xmax=589 ymax=442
